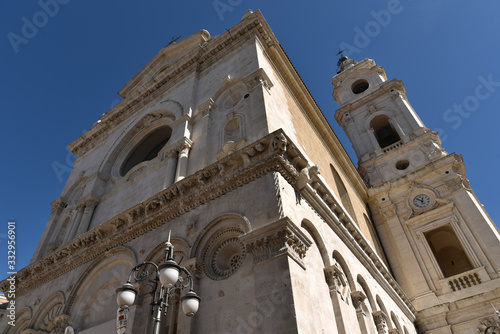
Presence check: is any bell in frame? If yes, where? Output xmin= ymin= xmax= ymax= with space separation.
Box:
xmin=376 ymin=125 xmax=400 ymax=148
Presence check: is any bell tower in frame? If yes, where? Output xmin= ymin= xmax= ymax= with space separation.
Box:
xmin=332 ymin=56 xmax=446 ymax=187
xmin=332 ymin=57 xmax=500 ymax=333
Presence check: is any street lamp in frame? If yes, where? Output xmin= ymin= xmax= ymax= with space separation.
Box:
xmin=116 ymin=232 xmax=201 ymax=334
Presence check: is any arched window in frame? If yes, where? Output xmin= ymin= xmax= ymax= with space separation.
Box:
xmin=121 ymin=126 xmax=172 ymax=176
xmin=424 ymin=225 xmax=474 ymax=277
xmin=391 ymin=312 xmax=403 ymax=333
xmin=370 ymin=115 xmax=400 ymax=148
xmin=330 ymin=165 xmax=357 ymax=224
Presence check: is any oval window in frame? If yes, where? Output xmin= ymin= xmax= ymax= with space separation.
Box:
xmin=351 ymin=79 xmax=369 ymax=94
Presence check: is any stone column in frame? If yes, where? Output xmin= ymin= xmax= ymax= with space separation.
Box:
xmin=391 ymin=120 xmax=405 ymax=139
xmin=351 ymin=291 xmax=376 ymax=334
xmin=163 ymin=150 xmax=178 ymax=189
xmin=174 ymin=144 xmax=191 ymax=182
xmin=76 ymin=199 xmax=98 ymax=237
xmin=324 ymin=264 xmax=349 ymax=334
xmin=367 ymin=129 xmax=382 ymax=155
xmin=372 ymin=310 xmax=389 ymax=334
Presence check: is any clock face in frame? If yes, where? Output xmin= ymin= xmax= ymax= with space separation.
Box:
xmin=413 ymin=194 xmax=431 ymax=208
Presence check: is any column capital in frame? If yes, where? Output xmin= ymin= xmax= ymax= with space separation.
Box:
xmin=50 ymin=197 xmax=67 ymax=215
xmin=351 ymin=290 xmax=367 ymax=311
xmin=372 ymin=310 xmax=389 ymax=334
xmin=241 ymin=217 xmax=311 ymax=269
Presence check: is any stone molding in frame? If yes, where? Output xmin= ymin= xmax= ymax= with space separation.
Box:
xmin=65 ymin=12 xmax=367 ymax=207
xmin=2 ymin=130 xmax=299 ymax=295
xmin=67 ymin=17 xmax=272 ymax=158
xmin=241 ymin=217 xmax=311 ymax=268
xmin=0 ymin=129 xmax=416 ymax=320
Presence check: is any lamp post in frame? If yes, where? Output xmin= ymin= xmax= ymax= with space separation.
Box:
xmin=116 ymin=232 xmax=200 ymax=334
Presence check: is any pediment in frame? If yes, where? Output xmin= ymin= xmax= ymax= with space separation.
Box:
xmin=118 ymin=29 xmax=210 ymax=98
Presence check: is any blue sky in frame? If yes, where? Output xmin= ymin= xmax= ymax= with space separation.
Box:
xmin=1 ymin=1 xmax=499 ymax=274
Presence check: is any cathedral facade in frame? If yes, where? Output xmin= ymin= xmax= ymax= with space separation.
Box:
xmin=1 ymin=10 xmax=499 ymax=334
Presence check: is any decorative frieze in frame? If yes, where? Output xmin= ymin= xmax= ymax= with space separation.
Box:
xmin=68 ymin=18 xmax=273 ymax=158
xmin=0 ymin=129 xmax=417 ymax=318
xmin=241 ymin=217 xmax=311 ymax=269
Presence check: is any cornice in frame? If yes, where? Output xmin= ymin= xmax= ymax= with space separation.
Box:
xmin=256 ymin=14 xmax=368 ymax=201
xmin=2 ymin=130 xmax=300 ymax=296
xmin=66 ymin=11 xmax=367 ymax=205
xmin=1 ymin=129 xmax=416 ymax=319
xmin=331 ymin=58 xmax=378 ymax=87
xmin=67 ymin=12 xmax=273 ymax=159
xmin=367 ymin=153 xmax=467 ymax=197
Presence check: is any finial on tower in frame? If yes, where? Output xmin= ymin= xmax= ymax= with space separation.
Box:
xmin=336 ymin=50 xmax=357 ymax=74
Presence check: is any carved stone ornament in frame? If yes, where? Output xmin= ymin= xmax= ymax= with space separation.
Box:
xmin=241 ymin=217 xmax=312 ymax=269
xmin=477 ymin=318 xmax=500 ymax=334
xmin=0 ymin=129 xmax=416 ymax=319
xmin=372 ymin=310 xmax=389 ymax=334
xmin=203 ymin=228 xmax=246 ymax=280
xmin=423 ymin=139 xmax=445 ymax=160
xmin=324 ymin=262 xmax=351 ymax=302
xmin=270 ymin=133 xmax=287 ymax=154
xmin=296 ymin=165 xmax=320 ymax=190
xmin=21 ymin=330 xmax=38 ymax=334
xmin=51 ymin=198 xmax=67 ymax=215
xmin=243 ymin=68 xmax=274 ymax=92
xmin=350 ymin=290 xmax=367 ymax=313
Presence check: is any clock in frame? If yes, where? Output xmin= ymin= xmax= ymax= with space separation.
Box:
xmin=413 ymin=194 xmax=431 ymax=208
